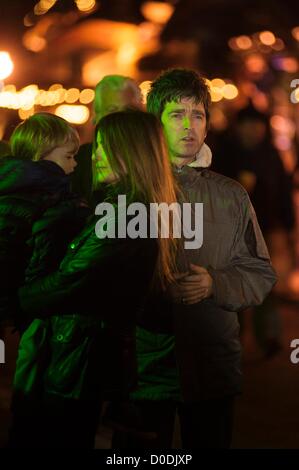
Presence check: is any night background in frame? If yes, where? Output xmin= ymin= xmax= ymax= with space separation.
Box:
xmin=1 ymin=0 xmax=299 ymax=448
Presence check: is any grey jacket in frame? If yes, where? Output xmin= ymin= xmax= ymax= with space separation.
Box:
xmin=177 ymin=167 xmax=275 ymax=310
xmin=133 ymin=166 xmax=277 ymax=402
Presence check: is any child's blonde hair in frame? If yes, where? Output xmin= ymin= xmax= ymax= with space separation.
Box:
xmin=10 ymin=112 xmax=79 ymax=161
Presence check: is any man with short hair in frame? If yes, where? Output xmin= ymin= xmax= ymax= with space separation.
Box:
xmin=125 ymin=69 xmax=277 ymax=449
xmin=71 ymin=75 xmax=143 ymax=202
xmin=93 ymin=75 xmax=143 ymax=124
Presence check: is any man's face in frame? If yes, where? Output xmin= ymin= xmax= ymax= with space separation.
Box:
xmin=161 ymin=97 xmax=207 ymax=166
xmin=94 ymin=87 xmax=141 ymax=123
xmin=44 ymin=141 xmax=78 ymax=175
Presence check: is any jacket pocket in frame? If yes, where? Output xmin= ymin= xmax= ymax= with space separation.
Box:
xmin=44 ymin=315 xmax=100 ymax=399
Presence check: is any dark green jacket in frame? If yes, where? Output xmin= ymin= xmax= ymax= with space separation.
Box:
xmin=16 ymin=210 xmax=158 ymax=402
xmin=0 ymin=157 xmax=74 ymax=326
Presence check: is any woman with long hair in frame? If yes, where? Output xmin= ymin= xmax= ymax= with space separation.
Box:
xmin=13 ymin=110 xmax=181 ymax=448
xmin=92 ymin=110 xmax=181 ymax=288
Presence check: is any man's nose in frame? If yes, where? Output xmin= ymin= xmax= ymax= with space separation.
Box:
xmin=183 ymin=116 xmax=191 ymax=129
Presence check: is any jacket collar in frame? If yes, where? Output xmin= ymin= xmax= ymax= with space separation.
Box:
xmin=188 ymin=143 xmax=212 ymax=169
xmin=172 ymin=143 xmax=212 ymax=174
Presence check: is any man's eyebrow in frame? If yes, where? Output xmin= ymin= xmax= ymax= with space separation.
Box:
xmin=168 ymin=108 xmax=185 ymax=113
xmin=167 ymin=108 xmax=205 ymax=114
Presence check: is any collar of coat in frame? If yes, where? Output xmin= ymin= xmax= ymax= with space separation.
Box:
xmin=172 ymin=143 xmax=212 ymax=175
xmin=188 ymin=142 xmax=212 ymax=168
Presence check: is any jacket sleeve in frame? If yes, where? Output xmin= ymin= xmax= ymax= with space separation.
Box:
xmin=19 ymin=225 xmax=127 ymax=317
xmin=25 ymin=199 xmax=90 ymax=282
xmin=207 ymin=191 xmax=277 ymax=311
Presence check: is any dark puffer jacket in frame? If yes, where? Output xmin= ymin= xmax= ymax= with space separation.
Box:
xmin=16 ymin=202 xmax=158 ymax=402
xmin=0 ymin=157 xmax=78 ymax=326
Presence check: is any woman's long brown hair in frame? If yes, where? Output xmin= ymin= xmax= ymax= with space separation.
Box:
xmin=94 ymin=110 xmax=181 ymax=290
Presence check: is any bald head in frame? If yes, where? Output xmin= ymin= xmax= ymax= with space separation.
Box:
xmin=94 ymin=75 xmax=143 ymax=124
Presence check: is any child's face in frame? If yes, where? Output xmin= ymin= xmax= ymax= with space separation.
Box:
xmin=43 ymin=141 xmax=78 ymax=175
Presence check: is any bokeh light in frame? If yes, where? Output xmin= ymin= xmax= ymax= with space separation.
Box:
xmin=55 ymin=104 xmax=90 ymax=124
xmin=259 ymin=31 xmax=276 ymax=46
xmin=0 ymin=52 xmax=14 ymax=80
xmin=141 ymin=2 xmax=174 ymax=24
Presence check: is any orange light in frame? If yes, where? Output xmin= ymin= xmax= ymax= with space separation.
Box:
xmin=139 ymin=80 xmax=152 ymax=103
xmin=245 ymin=54 xmax=267 ymax=74
xmin=3 ymin=84 xmax=16 ymax=93
xmin=19 ymin=85 xmax=39 ymax=109
xmin=24 ymin=14 xmax=34 ymax=27
xmin=0 ymin=52 xmax=14 ymax=80
xmin=55 ymin=105 xmax=90 ymax=124
xmin=55 ymin=88 xmax=67 ymax=104
xmin=34 ymin=0 xmax=57 ymax=15
xmin=48 ymin=83 xmax=63 ymax=91
xmin=79 ymin=88 xmax=95 ymax=104
xmin=259 ymin=31 xmax=275 ymax=46
xmin=141 ymin=1 xmax=174 ymax=24
xmin=65 ymin=88 xmax=80 ymax=103
xmin=222 ymin=84 xmax=238 ymax=100
xmin=23 ymin=33 xmax=46 ymax=52
xmin=252 ymin=92 xmax=269 ymax=112
xmin=292 ymin=26 xmax=299 ymax=41
xmin=82 ymin=51 xmax=116 ymax=87
xmin=235 ymin=35 xmax=252 ymax=50
xmin=288 ymin=271 xmax=299 ymax=294
xmin=210 ymin=108 xmax=228 ymax=131
xmin=75 ymin=0 xmax=97 ymax=12
xmin=0 ymin=85 xmax=95 ymax=110
xmin=210 ymin=87 xmax=223 ymax=102
xmin=228 ymin=37 xmax=238 ymax=50
xmin=270 ymin=115 xmax=296 ymax=135
xmin=18 ymin=108 xmax=35 ymax=120
xmin=117 ymin=43 xmax=137 ymax=66
xmin=40 ymin=0 xmax=57 ymax=8
xmin=272 ymin=38 xmax=285 ymax=51
xmin=280 ymin=57 xmax=298 ymax=73
xmin=211 ymin=78 xmax=225 ymax=88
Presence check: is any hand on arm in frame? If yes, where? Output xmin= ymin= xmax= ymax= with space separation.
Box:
xmin=167 ymin=264 xmax=213 ymax=305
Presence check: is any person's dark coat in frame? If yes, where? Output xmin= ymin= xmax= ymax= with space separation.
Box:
xmin=0 ymin=157 xmax=77 ymax=326
xmin=9 ymin=176 xmax=90 ymax=448
xmin=16 ymin=201 xmax=158 ymax=403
